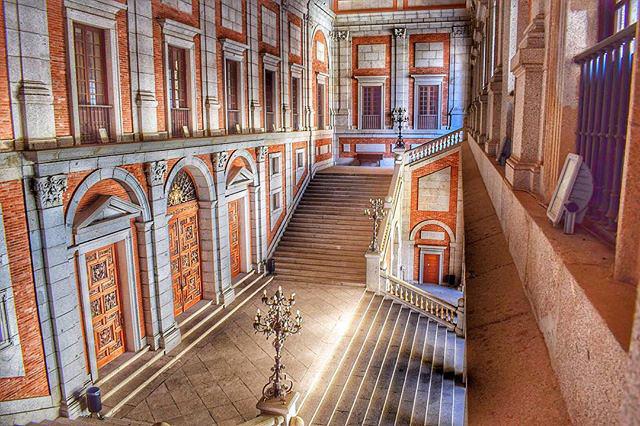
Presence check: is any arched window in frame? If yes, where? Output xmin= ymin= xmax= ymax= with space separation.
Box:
xmin=168 ymin=170 xmax=197 ymax=207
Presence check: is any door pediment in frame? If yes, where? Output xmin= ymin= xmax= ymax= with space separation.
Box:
xmin=73 ymin=195 xmax=142 ymax=244
xmin=226 ymin=166 xmax=254 ymax=191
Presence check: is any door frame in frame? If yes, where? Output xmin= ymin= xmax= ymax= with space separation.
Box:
xmin=226 ymin=189 xmax=252 ymax=277
xmin=418 ymin=245 xmax=445 ymax=284
xmin=75 ymin=228 xmax=144 ymax=380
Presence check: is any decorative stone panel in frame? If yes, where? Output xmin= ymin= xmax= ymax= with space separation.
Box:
xmin=261 ymin=6 xmax=277 ymax=47
xmin=33 ymin=175 xmax=68 ymax=209
xmin=414 ymin=42 xmax=445 ymax=68
xmin=289 ymin=22 xmax=302 ymax=56
xmin=162 ymin=0 xmax=192 ymax=13
xmin=418 ymin=166 xmax=451 ymax=211
xmin=316 ymin=40 xmax=326 ymax=62
xmin=357 ymin=44 xmax=386 ymax=69
xmin=221 ymin=0 xmax=243 ymax=33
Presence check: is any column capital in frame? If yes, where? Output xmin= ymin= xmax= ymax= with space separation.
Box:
xmin=331 ymin=30 xmax=349 ymax=41
xmin=32 ymin=175 xmax=68 ymax=209
xmin=214 ymin=151 xmax=229 ymax=171
xmin=145 ymin=160 xmax=167 ymax=187
xmin=392 ymin=28 xmax=407 ymax=39
xmin=255 ymin=146 xmax=268 ymax=162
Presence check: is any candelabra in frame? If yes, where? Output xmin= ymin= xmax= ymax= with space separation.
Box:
xmin=364 ymin=198 xmax=386 ymax=252
xmin=253 ymin=286 xmax=303 ymax=401
xmin=391 ymin=107 xmax=408 ymax=150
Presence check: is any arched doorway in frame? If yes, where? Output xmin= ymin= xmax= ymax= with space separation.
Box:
xmin=167 ymin=170 xmax=203 ymax=315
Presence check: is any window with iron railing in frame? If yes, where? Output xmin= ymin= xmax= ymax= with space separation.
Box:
xmin=417 ymin=84 xmax=439 ymax=129
xmin=168 ymin=46 xmax=190 ymax=137
xmin=361 ymin=85 xmax=382 ymax=129
xmin=226 ymin=60 xmax=241 ymax=134
xmin=74 ymin=24 xmax=111 ymax=144
xmin=264 ymin=70 xmax=276 ymax=132
xmin=317 ymin=83 xmax=325 ymax=130
xmin=291 ymin=77 xmax=300 ymax=130
xmin=574 ymin=22 xmax=636 ymax=243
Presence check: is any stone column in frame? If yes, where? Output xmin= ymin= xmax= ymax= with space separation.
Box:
xmin=255 ymin=147 xmax=269 ymax=263
xmin=212 ymin=152 xmax=235 ymax=302
xmin=304 ymin=15 xmax=314 ymax=130
xmin=486 ymin=66 xmax=503 ymax=155
xmin=280 ymin=2 xmax=291 ymax=131
xmin=332 ymin=30 xmax=350 ymax=130
xmin=128 ymin=0 xmax=160 ymax=139
xmin=5 ymin=0 xmax=56 ymax=148
xmin=200 ymin=0 xmax=221 ymax=134
xmin=506 ymin=15 xmax=545 ymax=192
xmin=478 ymin=91 xmax=489 ymax=144
xmin=33 ymin=175 xmax=88 ymax=417
xmin=392 ymin=28 xmax=409 ymax=114
xmin=144 ymin=161 xmax=181 ymax=351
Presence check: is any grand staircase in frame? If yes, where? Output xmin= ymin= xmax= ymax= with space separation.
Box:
xmin=298 ymin=292 xmax=465 ymax=426
xmin=273 ymin=171 xmax=392 ymax=286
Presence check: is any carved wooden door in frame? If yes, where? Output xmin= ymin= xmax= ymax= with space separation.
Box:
xmin=169 ymin=201 xmax=203 ymax=316
xmin=228 ymin=199 xmax=241 ymax=278
xmin=87 ymin=244 xmax=126 ymax=369
xmin=422 ymin=253 xmax=441 ymax=284
xmin=167 ymin=170 xmax=202 ymax=316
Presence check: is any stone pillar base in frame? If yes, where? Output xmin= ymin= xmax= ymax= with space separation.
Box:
xmin=505 ymin=157 xmax=541 ymax=193
xmin=256 ymin=391 xmax=300 ymax=422
xmin=221 ymin=285 xmax=236 ymax=304
xmin=485 ymin=139 xmax=499 ymax=156
xmin=159 ymin=324 xmax=181 ymax=352
xmin=365 ymin=251 xmax=382 ymax=293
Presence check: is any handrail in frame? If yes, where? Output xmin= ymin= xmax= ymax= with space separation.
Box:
xmin=378 ymin=160 xmax=403 ymax=259
xmin=381 ymin=271 xmax=464 ymax=336
xmin=405 ymin=128 xmax=465 ymax=164
xmin=574 ymin=23 xmax=636 ymax=63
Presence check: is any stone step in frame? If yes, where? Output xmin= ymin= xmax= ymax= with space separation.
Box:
xmin=285 ymin=222 xmax=371 ymax=233
xmin=410 ymin=320 xmax=439 ymax=426
xmin=274 ymin=274 xmax=365 ymax=287
xmin=276 ymin=260 xmax=365 ymax=275
xmin=275 ymin=267 xmax=364 ymax=283
xmin=282 ymin=230 xmax=371 ymax=243
xmin=425 ymin=323 xmax=448 ymax=424
xmin=278 ymin=237 xmax=369 ymax=251
xmin=275 ymin=242 xmax=367 ymax=256
xmin=273 ymin=255 xmax=365 ymax=269
xmin=289 ymin=215 xmax=372 ymax=226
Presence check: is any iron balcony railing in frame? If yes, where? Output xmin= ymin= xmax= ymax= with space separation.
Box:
xmin=171 ymin=107 xmax=190 ymax=137
xmin=227 ymin=110 xmax=241 ymax=133
xmin=265 ymin=111 xmax=275 ymax=132
xmin=574 ymin=22 xmax=636 ymax=242
xmin=79 ymin=104 xmax=112 ymax=144
xmin=417 ymin=114 xmax=438 ymax=129
xmin=361 ymin=114 xmax=382 ymax=129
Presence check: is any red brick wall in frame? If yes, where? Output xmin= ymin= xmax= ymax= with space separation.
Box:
xmin=265 ymin=144 xmax=286 ymax=244
xmin=312 ymin=30 xmax=329 ymax=129
xmin=409 ymin=150 xmax=460 ymax=280
xmin=0 ymin=4 xmax=13 ymax=140
xmin=288 ymin=13 xmax=303 ymax=65
xmin=351 ymin=35 xmax=392 ymax=129
xmin=338 ymin=137 xmax=434 ymax=158
xmin=216 ymin=0 xmax=247 ymax=44
xmin=315 ymin=138 xmax=332 ymax=163
xmin=0 ymin=181 xmax=49 ymax=401
xmin=117 ymin=11 xmax=133 ymax=134
xmin=48 ymin=0 xmax=72 ymax=138
xmin=408 ymin=33 xmax=450 ymax=128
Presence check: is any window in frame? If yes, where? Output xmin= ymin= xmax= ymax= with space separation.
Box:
xmin=361 ymin=86 xmax=383 ymax=129
xmin=270 ymin=154 xmax=281 ymax=175
xmin=270 ymin=191 xmax=282 ymax=212
xmin=291 ymin=77 xmax=300 ymax=131
xmin=417 ymin=85 xmax=440 ymax=129
xmin=317 ymin=83 xmax=325 ymax=130
xmin=264 ymin=70 xmax=276 ymax=132
xmin=614 ymin=0 xmax=638 ymax=32
xmin=226 ymin=59 xmax=241 ymax=134
xmin=74 ymin=24 xmax=111 ymax=143
xmin=168 ymin=46 xmax=190 ymax=137
xmin=295 ymin=148 xmax=305 ymax=183
xmin=0 ymin=291 xmax=9 ymax=350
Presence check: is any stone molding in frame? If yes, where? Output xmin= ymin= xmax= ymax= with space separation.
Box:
xmin=32 ymin=175 xmax=68 ymax=209
xmin=256 ymin=146 xmax=268 ymax=162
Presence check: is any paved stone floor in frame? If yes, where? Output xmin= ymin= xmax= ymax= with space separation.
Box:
xmin=112 ymin=281 xmax=364 ymax=425
xmin=462 ymin=142 xmax=571 ymax=424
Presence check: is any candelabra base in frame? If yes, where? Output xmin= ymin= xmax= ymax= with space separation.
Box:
xmin=257 ymin=391 xmax=300 ymax=421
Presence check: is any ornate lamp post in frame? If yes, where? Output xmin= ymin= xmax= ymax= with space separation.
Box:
xmin=254 ymin=286 xmax=303 ymax=401
xmin=364 ymin=198 xmax=386 ymax=253
xmin=391 ymin=106 xmax=408 ymax=150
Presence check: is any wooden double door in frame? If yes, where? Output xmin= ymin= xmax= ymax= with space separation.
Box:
xmin=168 ymin=200 xmax=203 ymax=316
xmin=228 ymin=199 xmax=242 ymax=279
xmin=86 ymin=244 xmax=126 ymax=369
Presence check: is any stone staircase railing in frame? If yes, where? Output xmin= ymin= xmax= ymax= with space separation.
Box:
xmin=405 ymin=128 xmax=465 ymax=164
xmin=381 ymin=272 xmax=465 ymax=337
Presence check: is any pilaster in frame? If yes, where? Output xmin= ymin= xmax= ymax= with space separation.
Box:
xmin=255 ymin=147 xmax=269 ymax=264
xmin=486 ymin=66 xmax=503 ymax=155
xmin=247 ymin=0 xmax=262 ymax=132
xmin=332 ymin=30 xmax=350 ymax=130
xmin=506 ymin=14 xmax=545 ymax=192
xmin=200 ymin=0 xmax=221 ymax=134
xmin=212 ymin=152 xmax=235 ymax=303
xmin=392 ymin=28 xmax=409 ymax=113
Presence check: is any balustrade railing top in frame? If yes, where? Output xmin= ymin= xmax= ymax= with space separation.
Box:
xmin=405 ymin=128 xmax=465 ymax=164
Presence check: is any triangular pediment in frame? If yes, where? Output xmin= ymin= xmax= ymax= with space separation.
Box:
xmin=226 ymin=166 xmax=254 ymax=189
xmin=74 ymin=195 xmax=142 ymax=231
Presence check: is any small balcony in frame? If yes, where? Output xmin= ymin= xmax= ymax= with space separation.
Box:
xmin=171 ymin=107 xmax=190 ymax=137
xmin=417 ymin=114 xmax=438 ymax=130
xmin=361 ymin=114 xmax=381 ymax=130
xmin=227 ymin=110 xmax=241 ymax=134
xmin=265 ymin=111 xmax=275 ymax=132
xmin=79 ymin=104 xmax=112 ymax=144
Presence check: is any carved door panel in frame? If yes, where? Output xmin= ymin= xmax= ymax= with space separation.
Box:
xmin=422 ymin=253 xmax=441 ymax=284
xmin=87 ymin=244 xmax=126 ymax=369
xmin=168 ymin=201 xmax=202 ymax=316
xmin=228 ymin=199 xmax=241 ymax=278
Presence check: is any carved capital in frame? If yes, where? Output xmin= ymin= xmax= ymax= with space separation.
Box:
xmin=145 ymin=160 xmax=167 ymax=186
xmin=32 ymin=175 xmax=68 ymax=209
xmin=392 ymin=28 xmax=407 ymax=39
xmin=214 ymin=151 xmax=229 ymax=171
xmin=453 ymin=25 xmax=471 ymax=38
xmin=255 ymin=146 xmax=268 ymax=163
xmin=332 ymin=30 xmax=348 ymax=41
